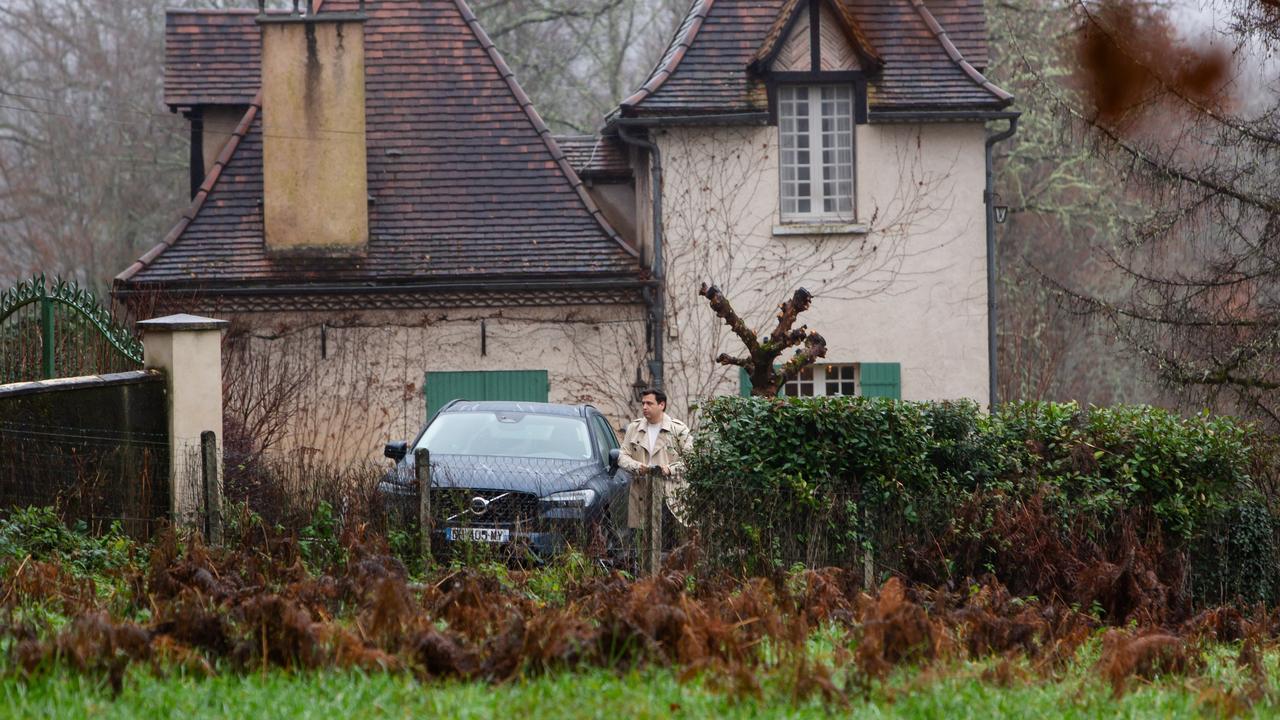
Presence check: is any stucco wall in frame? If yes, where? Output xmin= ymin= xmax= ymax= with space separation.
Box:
xmin=584 ymin=181 xmax=638 ymax=246
xmin=222 ymin=304 xmax=647 ymax=465
xmin=202 ymin=107 xmax=247 ymax=178
xmin=654 ymin=121 xmax=989 ymax=415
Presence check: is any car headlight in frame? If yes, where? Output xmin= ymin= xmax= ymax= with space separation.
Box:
xmin=540 ymin=489 xmax=597 ymax=507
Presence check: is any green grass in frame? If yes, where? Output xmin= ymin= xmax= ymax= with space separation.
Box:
xmin=4 ymin=648 xmax=1278 ymax=720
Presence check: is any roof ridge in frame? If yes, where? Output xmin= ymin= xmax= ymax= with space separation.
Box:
xmin=618 ymin=0 xmax=715 ymax=111
xmin=907 ymin=0 xmax=1011 ymax=104
xmin=115 ymin=92 xmax=262 ymax=284
xmin=167 ymin=8 xmax=257 ymax=14
xmin=452 ymin=0 xmax=639 ymax=260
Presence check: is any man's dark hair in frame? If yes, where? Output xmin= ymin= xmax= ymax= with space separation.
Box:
xmin=641 ymin=388 xmax=667 ymax=405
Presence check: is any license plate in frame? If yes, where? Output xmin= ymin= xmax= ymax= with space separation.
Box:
xmin=446 ymin=527 xmax=510 ymax=543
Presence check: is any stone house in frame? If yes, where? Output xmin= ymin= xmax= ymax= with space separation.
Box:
xmin=114 ymin=0 xmax=1012 ymax=463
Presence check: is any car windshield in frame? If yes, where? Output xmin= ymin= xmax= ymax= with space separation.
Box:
xmin=416 ymin=412 xmax=592 ymax=460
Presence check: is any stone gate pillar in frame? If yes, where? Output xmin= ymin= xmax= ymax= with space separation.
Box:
xmin=138 ymin=314 xmax=227 ymax=526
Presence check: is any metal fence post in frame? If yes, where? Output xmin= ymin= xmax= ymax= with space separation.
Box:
xmin=416 ymin=447 xmax=432 ymax=565
xmin=201 ymin=430 xmax=222 ymax=545
xmin=40 ymin=296 xmax=55 ymax=379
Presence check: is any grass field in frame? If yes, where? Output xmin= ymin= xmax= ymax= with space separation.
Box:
xmin=4 ymin=645 xmax=1277 ymax=719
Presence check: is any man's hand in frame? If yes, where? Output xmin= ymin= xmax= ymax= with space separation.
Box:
xmin=658 ymin=464 xmax=671 ymax=477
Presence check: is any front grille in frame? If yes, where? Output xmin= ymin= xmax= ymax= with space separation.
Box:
xmin=430 ymin=488 xmax=540 ymax=528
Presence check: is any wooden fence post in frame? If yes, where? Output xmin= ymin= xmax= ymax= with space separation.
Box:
xmin=862 ymin=505 xmax=874 ymax=590
xmin=201 ymin=430 xmax=222 ymax=545
xmin=416 ymin=447 xmax=432 ymax=565
xmin=643 ymin=472 xmax=663 ymax=576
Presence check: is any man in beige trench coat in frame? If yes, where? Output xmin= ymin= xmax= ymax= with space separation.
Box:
xmin=616 ymin=388 xmax=692 ymax=530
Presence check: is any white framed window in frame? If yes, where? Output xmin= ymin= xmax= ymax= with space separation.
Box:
xmin=780 ymin=363 xmax=859 ymax=397
xmin=778 ymin=85 xmax=855 ymax=222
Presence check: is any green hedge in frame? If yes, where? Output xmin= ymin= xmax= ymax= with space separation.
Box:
xmin=683 ymin=398 xmax=1278 ymax=608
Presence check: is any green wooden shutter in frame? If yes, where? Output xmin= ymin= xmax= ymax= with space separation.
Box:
xmin=859 ymin=363 xmax=901 ymax=399
xmin=424 ymin=370 xmax=549 ymax=418
xmin=739 ymin=368 xmax=753 ymax=396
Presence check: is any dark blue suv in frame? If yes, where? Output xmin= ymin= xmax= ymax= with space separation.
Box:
xmin=378 ymin=400 xmax=631 ymax=558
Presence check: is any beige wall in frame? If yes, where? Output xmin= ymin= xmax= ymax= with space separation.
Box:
xmin=202 ymin=107 xmax=247 ymax=178
xmin=584 ymin=181 xmax=638 ymax=245
xmin=224 ymin=304 xmax=647 ymax=465
xmin=653 ymin=121 xmax=989 ymax=416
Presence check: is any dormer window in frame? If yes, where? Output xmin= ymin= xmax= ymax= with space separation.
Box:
xmin=778 ymin=85 xmax=855 ymax=222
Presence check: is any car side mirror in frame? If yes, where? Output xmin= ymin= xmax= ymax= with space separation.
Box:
xmin=384 ymin=441 xmax=409 ymax=461
xmin=608 ymin=448 xmax=621 ymax=474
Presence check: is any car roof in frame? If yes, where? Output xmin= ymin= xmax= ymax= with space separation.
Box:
xmin=442 ymin=400 xmax=594 ymax=417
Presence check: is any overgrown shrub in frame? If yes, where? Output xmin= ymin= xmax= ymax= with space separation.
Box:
xmin=0 ymin=506 xmax=134 ymax=577
xmin=683 ymin=398 xmax=1278 ymax=612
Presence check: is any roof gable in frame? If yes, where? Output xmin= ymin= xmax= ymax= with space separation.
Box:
xmin=617 ymin=0 xmax=1010 ymax=118
xmin=751 ymin=0 xmax=882 ymax=74
xmin=124 ymin=0 xmax=638 ymax=292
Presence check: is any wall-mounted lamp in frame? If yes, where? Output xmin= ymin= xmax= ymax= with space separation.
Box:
xmin=992 ymin=193 xmax=1009 ymax=224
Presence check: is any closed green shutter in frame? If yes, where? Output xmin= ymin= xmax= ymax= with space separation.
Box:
xmin=424 ymin=370 xmax=549 ymax=418
xmin=739 ymin=368 xmax=753 ymax=396
xmin=859 ymin=362 xmax=901 ymax=399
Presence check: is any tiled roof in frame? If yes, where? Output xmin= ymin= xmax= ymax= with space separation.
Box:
xmin=926 ymin=0 xmax=988 ymax=69
xmin=555 ymin=135 xmax=632 ymax=180
xmin=164 ymin=10 xmax=261 ymax=108
xmin=121 ymin=0 xmax=639 ymax=293
xmin=618 ymin=0 xmax=1011 ymax=118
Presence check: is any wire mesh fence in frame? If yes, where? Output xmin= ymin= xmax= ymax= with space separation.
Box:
xmin=374 ymin=451 xmax=875 ymax=577
xmin=0 ymin=371 xmax=170 ymax=538
xmin=379 ymin=452 xmax=635 ymax=567
xmin=676 ymin=479 xmax=888 ymax=582
xmin=0 ymin=419 xmax=170 ymax=539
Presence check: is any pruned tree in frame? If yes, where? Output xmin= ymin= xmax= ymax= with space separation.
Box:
xmin=699 ymin=283 xmax=827 ymax=398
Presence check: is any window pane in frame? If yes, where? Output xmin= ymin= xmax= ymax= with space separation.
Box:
xmin=780 ymin=85 xmax=855 ymax=220
xmin=779 ymin=87 xmax=814 ymax=220
xmin=818 ymin=85 xmax=854 ymax=218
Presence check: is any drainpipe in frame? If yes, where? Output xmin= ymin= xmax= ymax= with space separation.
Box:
xmin=616 ymin=123 xmax=665 ymax=391
xmin=984 ymin=114 xmax=1019 ymax=409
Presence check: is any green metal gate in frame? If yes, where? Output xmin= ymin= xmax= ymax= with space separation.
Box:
xmin=0 ymin=274 xmax=143 ymax=384
xmin=425 ymin=370 xmax=549 ymax=418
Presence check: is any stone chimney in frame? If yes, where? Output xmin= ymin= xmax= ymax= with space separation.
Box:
xmin=258 ymin=1 xmax=368 ymax=253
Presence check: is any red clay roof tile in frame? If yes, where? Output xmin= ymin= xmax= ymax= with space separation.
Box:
xmin=125 ymin=0 xmax=638 ymax=293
